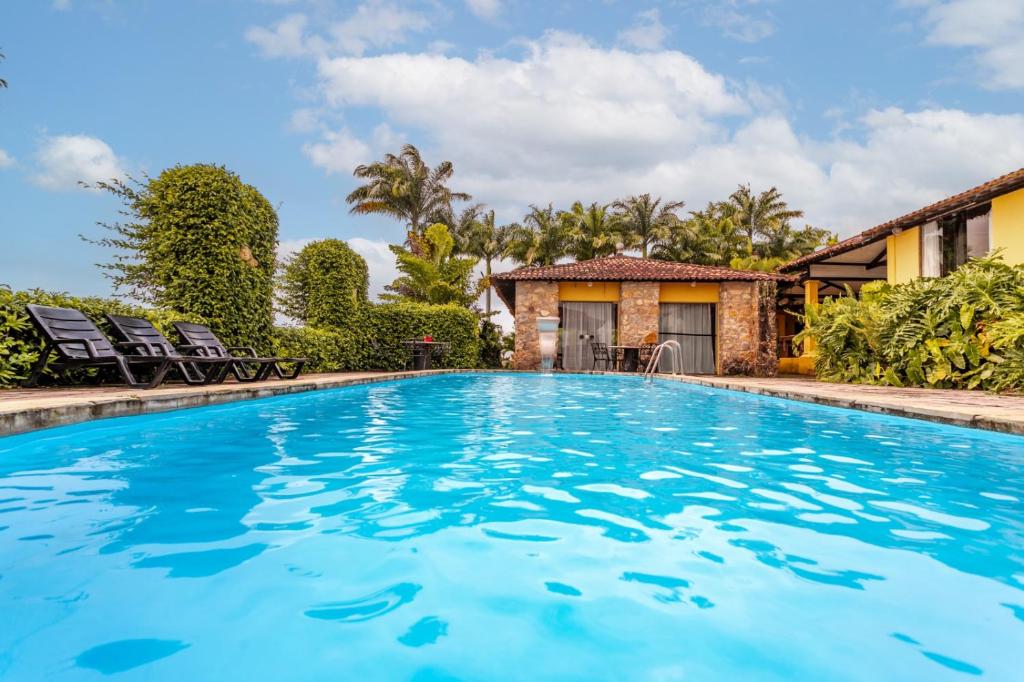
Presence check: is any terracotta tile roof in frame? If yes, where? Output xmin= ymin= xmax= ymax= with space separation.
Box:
xmin=491 ymin=255 xmax=788 ymax=283
xmin=779 ymin=167 xmax=1024 ymax=273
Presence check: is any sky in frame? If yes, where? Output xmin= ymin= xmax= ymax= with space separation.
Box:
xmin=2 ymin=0 xmax=1024 ymax=331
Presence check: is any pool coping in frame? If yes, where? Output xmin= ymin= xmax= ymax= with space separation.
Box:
xmin=1 ymin=369 xmax=1022 ymax=437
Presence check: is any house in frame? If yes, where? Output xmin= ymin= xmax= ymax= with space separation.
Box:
xmin=491 ymin=255 xmax=787 ymax=376
xmin=777 ymin=167 xmax=1024 ymax=374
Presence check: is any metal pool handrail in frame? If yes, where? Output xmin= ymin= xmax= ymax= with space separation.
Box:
xmin=644 ymin=340 xmax=683 ymax=380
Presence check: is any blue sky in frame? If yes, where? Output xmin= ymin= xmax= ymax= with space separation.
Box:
xmin=2 ymin=0 xmax=1023 ymax=329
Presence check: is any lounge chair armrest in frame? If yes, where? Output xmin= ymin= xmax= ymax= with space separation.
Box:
xmin=176 ymin=344 xmax=209 ymax=356
xmin=116 ymin=341 xmax=159 ymax=356
xmin=53 ymin=338 xmax=98 ymax=358
xmin=226 ymin=346 xmax=259 ymax=358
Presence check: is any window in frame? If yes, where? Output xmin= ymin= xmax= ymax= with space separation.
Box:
xmin=920 ymin=207 xmax=990 ymax=277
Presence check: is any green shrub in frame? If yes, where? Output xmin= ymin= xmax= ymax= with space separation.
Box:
xmin=91 ymin=164 xmax=278 ymax=351
xmin=272 ymin=326 xmax=367 ymax=373
xmin=0 ymin=286 xmax=204 ymax=387
xmin=278 ymin=239 xmax=368 ymax=328
xmin=365 ymin=302 xmax=479 ymax=370
xmin=477 ymin=319 xmax=503 ymax=368
xmin=797 ymin=255 xmax=1024 ymax=392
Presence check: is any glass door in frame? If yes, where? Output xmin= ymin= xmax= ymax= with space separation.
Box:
xmin=658 ymin=303 xmax=716 ymax=374
xmin=560 ymin=302 xmax=616 ymax=370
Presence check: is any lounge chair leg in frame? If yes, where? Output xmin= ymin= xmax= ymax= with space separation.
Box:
xmin=24 ymin=344 xmax=53 ymax=387
xmin=143 ymin=358 xmax=174 ymax=389
xmin=113 ymin=356 xmax=147 ymax=388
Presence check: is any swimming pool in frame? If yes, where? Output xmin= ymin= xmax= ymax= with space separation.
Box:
xmin=1 ymin=373 xmax=1022 ymax=680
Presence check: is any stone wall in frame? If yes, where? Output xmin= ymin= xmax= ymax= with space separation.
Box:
xmin=618 ymin=281 xmax=660 ymax=346
xmin=717 ymin=280 xmax=778 ymax=377
xmin=512 ymin=281 xmax=560 ymax=370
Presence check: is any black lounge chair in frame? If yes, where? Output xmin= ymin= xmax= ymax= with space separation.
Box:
xmin=172 ymin=321 xmax=306 ymax=382
xmin=106 ymin=314 xmax=233 ymax=385
xmin=23 ymin=304 xmax=224 ymax=389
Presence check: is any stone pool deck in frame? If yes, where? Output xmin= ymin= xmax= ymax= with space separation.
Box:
xmin=0 ymin=370 xmax=1022 ymax=437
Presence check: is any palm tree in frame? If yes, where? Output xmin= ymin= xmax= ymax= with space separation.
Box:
xmin=0 ymin=50 xmax=7 ymax=89
xmin=612 ymin=194 xmax=685 ymax=258
xmin=434 ymin=202 xmax=484 ymax=254
xmin=756 ymin=221 xmax=836 ymax=261
xmin=651 ymin=204 xmax=745 ymax=266
xmin=346 ymin=144 xmax=471 ymax=247
xmin=464 ymin=210 xmax=514 ymax=316
xmin=727 ymin=185 xmax=804 ymax=255
xmin=507 ymin=204 xmax=567 ymax=267
xmin=560 ymin=201 xmax=621 ymax=261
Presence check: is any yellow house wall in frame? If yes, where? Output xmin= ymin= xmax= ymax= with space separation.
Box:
xmin=991 ymin=188 xmax=1024 ymax=266
xmin=658 ymin=282 xmax=720 ymax=303
xmin=557 ymin=281 xmax=620 ymax=302
xmin=886 ymin=227 xmax=921 ymax=284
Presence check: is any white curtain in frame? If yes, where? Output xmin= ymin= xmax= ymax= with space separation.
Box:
xmin=966 ymin=212 xmax=990 ymax=259
xmin=921 ymin=221 xmax=942 ymax=278
xmin=560 ymin=302 xmax=616 ymax=370
xmin=658 ymin=303 xmax=716 ymax=374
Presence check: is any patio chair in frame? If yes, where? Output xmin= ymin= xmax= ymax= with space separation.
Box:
xmin=591 ymin=342 xmax=613 ymax=370
xmin=23 ymin=304 xmax=217 ymax=389
xmin=106 ymin=314 xmax=233 ymax=385
xmin=638 ymin=343 xmax=658 ymax=372
xmin=172 ymin=321 xmax=306 ymax=382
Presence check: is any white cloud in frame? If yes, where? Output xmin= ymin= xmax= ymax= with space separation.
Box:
xmin=32 ymin=134 xmax=124 ymax=191
xmin=912 ymin=0 xmax=1024 ymax=89
xmin=246 ymin=2 xmax=430 ymax=59
xmin=702 ymin=1 xmax=775 ymax=43
xmin=465 ymin=0 xmax=502 ymax=21
xmin=302 ymin=127 xmax=372 ymax=173
xmin=349 ymin=237 xmax=401 ymax=300
xmin=246 ymin=13 xmax=315 ymax=58
xmin=52 ymin=0 xmax=71 ymax=10
xmin=617 ymin=9 xmax=669 ymax=51
xmin=0 ymin=149 xmax=14 ymax=169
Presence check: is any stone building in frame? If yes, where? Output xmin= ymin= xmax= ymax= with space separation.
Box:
xmin=491 ymin=255 xmax=784 ymax=376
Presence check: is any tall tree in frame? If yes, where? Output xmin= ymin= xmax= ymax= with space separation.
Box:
xmin=560 ymin=201 xmax=621 ymax=261
xmin=507 ymin=204 xmax=567 ymax=267
xmin=727 ymin=185 xmax=804 ymax=255
xmin=0 ymin=50 xmax=7 ymax=88
xmin=612 ymin=194 xmax=685 ymax=258
xmin=463 ymin=210 xmax=514 ymax=316
xmin=383 ymin=223 xmax=482 ymax=307
xmin=652 ymin=203 xmax=744 ymax=266
xmin=346 ymin=144 xmax=471 ymax=247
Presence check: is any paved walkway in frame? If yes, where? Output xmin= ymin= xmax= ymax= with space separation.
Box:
xmin=1 ymin=370 xmax=1022 ymax=436
xmin=663 ymin=374 xmax=1024 ymax=435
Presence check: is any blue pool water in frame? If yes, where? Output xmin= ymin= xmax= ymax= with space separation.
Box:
xmin=1 ymin=373 xmax=1023 ymax=681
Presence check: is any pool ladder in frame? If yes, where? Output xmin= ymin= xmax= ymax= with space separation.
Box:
xmin=643 ymin=340 xmax=683 ymax=380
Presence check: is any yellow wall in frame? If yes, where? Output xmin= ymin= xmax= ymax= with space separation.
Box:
xmin=886 ymin=227 xmax=920 ymax=284
xmin=558 ymin=281 xmax=620 ymax=302
xmin=658 ymin=282 xmax=720 ymax=303
xmin=992 ymin=188 xmax=1024 ymax=266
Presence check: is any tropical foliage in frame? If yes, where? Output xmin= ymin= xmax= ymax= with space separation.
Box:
xmin=0 ymin=49 xmax=7 ymax=89
xmin=507 ymin=204 xmax=567 ymax=267
xmin=560 ymin=201 xmax=622 ymax=261
xmin=346 ymin=144 xmax=471 ymax=248
xmin=89 ymin=164 xmax=278 ymax=350
xmin=458 ymin=210 xmax=514 ymax=316
xmin=384 ymin=223 xmax=483 ymax=306
xmin=796 ymin=256 xmax=1024 ymax=392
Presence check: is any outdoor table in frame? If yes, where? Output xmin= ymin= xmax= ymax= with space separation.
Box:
xmin=608 ymin=345 xmax=642 ymax=372
xmin=402 ymin=340 xmax=450 ymax=371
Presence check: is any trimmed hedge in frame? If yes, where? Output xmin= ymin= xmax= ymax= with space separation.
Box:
xmin=272 ymin=326 xmax=366 ymax=373
xmin=273 ymin=303 xmax=480 ymax=372
xmin=0 ymin=286 xmax=204 ymax=387
xmin=278 ymin=239 xmax=369 ymax=328
xmin=94 ymin=164 xmax=278 ymax=351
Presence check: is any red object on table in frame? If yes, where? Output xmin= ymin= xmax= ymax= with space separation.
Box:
xmin=423 ymin=335 xmax=433 ymax=342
